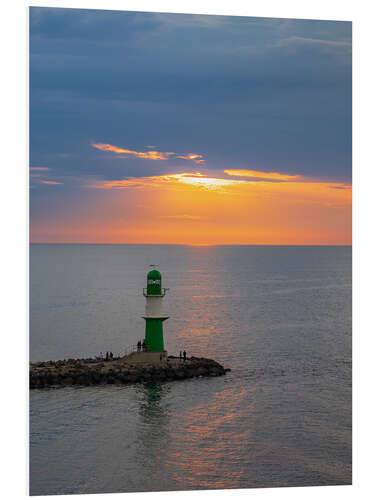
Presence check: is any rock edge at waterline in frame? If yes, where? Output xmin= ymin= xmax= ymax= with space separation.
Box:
xmin=29 ymin=356 xmax=230 ymax=389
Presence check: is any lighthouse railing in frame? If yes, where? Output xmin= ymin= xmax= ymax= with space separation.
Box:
xmin=143 ymin=288 xmax=168 ymax=297
xmin=118 ymin=344 xmax=138 ymax=358
xmin=118 ymin=341 xmax=157 ymax=358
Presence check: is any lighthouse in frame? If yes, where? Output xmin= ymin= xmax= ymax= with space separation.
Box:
xmin=142 ymin=269 xmax=169 ymax=352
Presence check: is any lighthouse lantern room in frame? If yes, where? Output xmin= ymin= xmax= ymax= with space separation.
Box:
xmin=142 ymin=269 xmax=169 ymax=352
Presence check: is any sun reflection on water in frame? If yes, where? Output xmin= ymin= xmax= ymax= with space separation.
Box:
xmin=165 ymin=386 xmax=255 ymax=489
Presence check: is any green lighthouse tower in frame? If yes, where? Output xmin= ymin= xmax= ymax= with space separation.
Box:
xmin=142 ymin=269 xmax=169 ymax=352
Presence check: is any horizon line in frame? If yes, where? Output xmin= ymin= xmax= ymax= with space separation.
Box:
xmin=29 ymin=242 xmax=352 ymax=247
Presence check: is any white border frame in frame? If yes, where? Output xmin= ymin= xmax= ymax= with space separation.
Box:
xmin=2 ymin=1 xmax=373 ymax=499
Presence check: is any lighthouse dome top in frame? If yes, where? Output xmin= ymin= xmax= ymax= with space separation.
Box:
xmin=147 ymin=269 xmax=161 ymax=279
xmin=146 ymin=268 xmax=163 ymax=296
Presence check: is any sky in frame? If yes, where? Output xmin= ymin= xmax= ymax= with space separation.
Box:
xmin=29 ymin=7 xmax=352 ymax=245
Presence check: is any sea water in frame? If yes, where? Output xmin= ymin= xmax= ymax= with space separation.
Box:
xmin=29 ymin=244 xmax=351 ymax=495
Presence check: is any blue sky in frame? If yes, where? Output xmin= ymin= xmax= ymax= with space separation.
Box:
xmin=29 ymin=7 xmax=352 ymax=244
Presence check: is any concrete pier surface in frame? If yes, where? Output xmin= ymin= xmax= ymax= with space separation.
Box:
xmin=29 ymin=355 xmax=230 ymax=389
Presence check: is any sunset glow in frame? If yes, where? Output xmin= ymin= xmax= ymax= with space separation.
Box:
xmin=89 ymin=172 xmax=245 ymax=191
xmin=31 ymin=169 xmax=351 ymax=245
xmin=30 ymin=10 xmax=351 ymax=247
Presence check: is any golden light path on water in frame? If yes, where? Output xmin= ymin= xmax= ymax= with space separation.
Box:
xmin=158 ymin=250 xmax=254 ymax=489
xmin=165 ymin=386 xmax=254 ymax=489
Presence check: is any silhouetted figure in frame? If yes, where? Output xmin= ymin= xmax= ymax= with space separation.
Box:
xmin=183 ymin=350 xmax=186 ymax=361
xmin=105 ymin=351 xmax=109 ymax=361
xmin=142 ymin=340 xmax=146 ymax=352
xmin=110 ymin=352 xmax=113 ymax=360
xmin=137 ymin=341 xmax=141 ymax=352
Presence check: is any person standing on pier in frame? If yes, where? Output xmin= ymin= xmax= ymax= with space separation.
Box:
xmin=183 ymin=350 xmax=186 ymax=361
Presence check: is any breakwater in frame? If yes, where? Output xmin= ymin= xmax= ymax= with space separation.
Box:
xmin=29 ymin=356 xmax=230 ymax=389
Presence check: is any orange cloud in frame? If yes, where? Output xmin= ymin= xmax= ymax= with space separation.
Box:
xmin=91 ymin=142 xmax=173 ymax=160
xmin=41 ymin=180 xmax=62 ymax=185
xmin=224 ymin=169 xmax=302 ymax=181
xmin=91 ymin=142 xmax=205 ymax=163
xmin=89 ymin=172 xmax=244 ymax=191
xmin=176 ymin=154 xmax=205 ymax=164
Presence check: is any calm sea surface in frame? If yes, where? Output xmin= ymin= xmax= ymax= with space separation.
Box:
xmin=29 ymin=244 xmax=352 ymax=495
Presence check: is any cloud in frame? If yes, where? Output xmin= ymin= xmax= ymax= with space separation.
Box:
xmin=88 ymin=172 xmax=243 ymax=191
xmin=277 ymin=36 xmax=351 ymax=51
xmin=224 ymin=169 xmax=302 ymax=182
xmin=30 ymin=167 xmax=51 ymax=171
xmin=274 ymin=36 xmax=351 ymax=64
xmin=29 ymin=9 xmax=351 ymax=184
xmin=87 ymin=170 xmax=351 ymax=199
xmin=41 ymin=180 xmax=63 ymax=185
xmin=91 ymin=142 xmax=204 ymax=163
xmin=176 ymin=154 xmax=205 ymax=164
xmin=91 ymin=142 xmax=174 ymax=160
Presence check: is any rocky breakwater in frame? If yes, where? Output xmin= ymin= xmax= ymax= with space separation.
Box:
xmin=29 ymin=356 xmax=230 ymax=389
